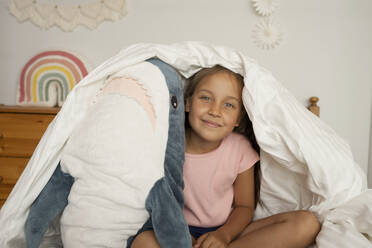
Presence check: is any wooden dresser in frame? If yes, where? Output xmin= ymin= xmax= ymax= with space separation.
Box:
xmin=0 ymin=105 xmax=59 ymax=208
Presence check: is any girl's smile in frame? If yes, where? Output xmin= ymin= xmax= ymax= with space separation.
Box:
xmin=202 ymin=119 xmax=222 ymax=128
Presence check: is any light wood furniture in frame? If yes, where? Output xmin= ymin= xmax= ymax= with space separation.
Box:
xmin=0 ymin=105 xmax=59 ymax=208
xmin=308 ymin=97 xmax=320 ymax=117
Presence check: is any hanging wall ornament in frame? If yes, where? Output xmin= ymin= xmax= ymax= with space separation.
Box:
xmin=8 ymin=0 xmax=127 ymax=32
xmin=17 ymin=50 xmax=90 ymax=107
xmin=252 ymin=17 xmax=282 ymax=50
xmin=251 ymin=0 xmax=279 ymax=16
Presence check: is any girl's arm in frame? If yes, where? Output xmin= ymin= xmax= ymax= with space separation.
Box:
xmin=194 ymin=165 xmax=255 ymax=247
xmin=218 ymin=165 xmax=255 ymax=243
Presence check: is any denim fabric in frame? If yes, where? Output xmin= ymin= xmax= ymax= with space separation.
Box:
xmin=127 ymin=58 xmax=191 ymax=248
xmin=25 ymin=163 xmax=73 ymax=248
xmin=189 ymin=225 xmax=222 ymax=240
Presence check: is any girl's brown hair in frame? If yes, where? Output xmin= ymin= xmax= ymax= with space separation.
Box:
xmin=184 ymin=65 xmax=261 ymax=208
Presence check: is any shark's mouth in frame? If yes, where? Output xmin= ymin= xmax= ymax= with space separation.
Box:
xmin=98 ymin=76 xmax=156 ymax=131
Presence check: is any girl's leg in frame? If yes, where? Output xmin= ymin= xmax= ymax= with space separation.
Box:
xmin=229 ymin=210 xmax=321 ymax=248
xmin=130 ymin=231 xmax=160 ymax=248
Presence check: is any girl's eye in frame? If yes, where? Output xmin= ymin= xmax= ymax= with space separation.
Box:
xmin=200 ymin=96 xmax=211 ymax=102
xmin=224 ymin=102 xmax=234 ymax=108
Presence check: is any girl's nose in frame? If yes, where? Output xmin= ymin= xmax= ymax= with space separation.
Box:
xmin=208 ymin=103 xmax=221 ymax=117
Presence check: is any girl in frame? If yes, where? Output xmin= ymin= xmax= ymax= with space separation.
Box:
xmin=132 ymin=65 xmax=321 ymax=248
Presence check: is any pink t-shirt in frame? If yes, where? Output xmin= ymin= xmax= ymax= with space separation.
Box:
xmin=183 ymin=132 xmax=259 ymax=227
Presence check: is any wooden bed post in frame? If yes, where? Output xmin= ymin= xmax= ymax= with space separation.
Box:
xmin=308 ymin=97 xmax=320 ymax=117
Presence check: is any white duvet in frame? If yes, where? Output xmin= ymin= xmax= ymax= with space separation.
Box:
xmin=0 ymin=42 xmax=371 ymax=247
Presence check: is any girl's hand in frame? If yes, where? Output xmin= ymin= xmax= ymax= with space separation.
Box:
xmin=193 ymin=230 xmax=229 ymax=248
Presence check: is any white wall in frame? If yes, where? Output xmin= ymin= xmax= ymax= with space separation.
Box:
xmin=369 ymin=101 xmax=372 ymax=188
xmin=1 ymin=0 xmax=371 ymax=186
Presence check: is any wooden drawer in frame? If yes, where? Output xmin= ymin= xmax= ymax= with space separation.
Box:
xmin=0 ymin=157 xmax=29 ymax=184
xmin=0 ymin=157 xmax=29 ymax=207
xmin=0 ymin=113 xmax=55 ymax=157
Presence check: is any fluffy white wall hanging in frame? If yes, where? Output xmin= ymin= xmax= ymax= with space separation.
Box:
xmin=252 ymin=17 xmax=282 ymax=50
xmin=8 ymin=0 xmax=127 ymax=32
xmin=251 ymin=0 xmax=279 ymax=16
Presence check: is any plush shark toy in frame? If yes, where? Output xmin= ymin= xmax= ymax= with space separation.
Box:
xmin=24 ymin=58 xmax=191 ymax=247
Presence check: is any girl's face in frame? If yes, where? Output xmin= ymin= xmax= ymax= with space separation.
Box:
xmin=186 ymin=71 xmax=243 ymax=148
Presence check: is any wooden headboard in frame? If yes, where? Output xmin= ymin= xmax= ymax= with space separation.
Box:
xmin=308 ymin=97 xmax=320 ymax=117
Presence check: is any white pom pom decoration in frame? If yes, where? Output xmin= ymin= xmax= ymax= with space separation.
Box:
xmin=8 ymin=0 xmax=127 ymax=32
xmin=252 ymin=18 xmax=282 ymax=50
xmin=252 ymin=0 xmax=279 ymax=16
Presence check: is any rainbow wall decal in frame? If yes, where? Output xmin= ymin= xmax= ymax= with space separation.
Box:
xmin=17 ymin=50 xmax=89 ymax=107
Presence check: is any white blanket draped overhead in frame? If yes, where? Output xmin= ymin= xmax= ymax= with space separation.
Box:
xmin=0 ymin=42 xmax=371 ymax=247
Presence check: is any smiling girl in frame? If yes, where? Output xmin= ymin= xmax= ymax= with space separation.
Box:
xmin=182 ymin=65 xmax=320 ymax=248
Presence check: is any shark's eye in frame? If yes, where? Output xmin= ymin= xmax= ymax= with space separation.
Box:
xmin=171 ymin=95 xmax=178 ymax=109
